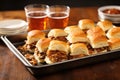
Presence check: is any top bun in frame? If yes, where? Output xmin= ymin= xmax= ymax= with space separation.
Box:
xmin=90 ymin=35 xmax=109 ymax=48
xmin=106 ymin=27 xmax=120 ymax=39
xmin=66 ymin=30 xmax=88 ymax=43
xmin=97 ymin=20 xmax=113 ymax=31
xmin=78 ymin=19 xmax=95 ymax=30
xmin=48 ymin=40 xmax=69 ymax=54
xmin=26 ymin=30 xmax=45 ymax=44
xmin=64 ymin=25 xmax=82 ymax=34
xmin=48 ymin=29 xmax=67 ymax=38
xmin=70 ymin=43 xmax=89 ymax=56
xmin=36 ymin=38 xmax=51 ymax=53
xmin=87 ymin=26 xmax=105 ymax=40
xmin=108 ymin=38 xmax=120 ymax=50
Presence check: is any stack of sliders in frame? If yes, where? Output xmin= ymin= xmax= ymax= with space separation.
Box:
xmin=18 ymin=30 xmax=46 ymax=65
xmin=87 ymin=26 xmax=109 ymax=53
xmin=18 ymin=19 xmax=120 ymax=65
xmin=34 ymin=38 xmax=51 ymax=64
xmin=48 ymin=29 xmax=68 ymax=42
xmin=24 ymin=30 xmax=45 ymax=53
xmin=65 ymin=25 xmax=90 ymax=58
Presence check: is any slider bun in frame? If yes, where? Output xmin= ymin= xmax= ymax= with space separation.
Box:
xmin=36 ymin=38 xmax=51 ymax=53
xmin=66 ymin=30 xmax=88 ymax=43
xmin=97 ymin=20 xmax=113 ymax=31
xmin=106 ymin=27 xmax=120 ymax=39
xmin=70 ymin=43 xmax=89 ymax=55
xmin=64 ymin=25 xmax=82 ymax=34
xmin=48 ymin=40 xmax=69 ymax=54
xmin=48 ymin=29 xmax=67 ymax=38
xmin=78 ymin=19 xmax=95 ymax=30
xmin=108 ymin=38 xmax=120 ymax=50
xmin=90 ymin=35 xmax=109 ymax=48
xmin=45 ymin=56 xmax=53 ymax=64
xmin=26 ymin=30 xmax=45 ymax=44
xmin=87 ymin=26 xmax=105 ymax=39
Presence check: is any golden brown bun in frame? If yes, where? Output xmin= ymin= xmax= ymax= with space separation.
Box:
xmin=78 ymin=19 xmax=95 ymax=30
xmin=48 ymin=29 xmax=67 ymax=38
xmin=36 ymin=38 xmax=51 ymax=53
xmin=97 ymin=20 xmax=113 ymax=31
xmin=70 ymin=43 xmax=89 ymax=55
xmin=64 ymin=25 xmax=82 ymax=34
xmin=66 ymin=30 xmax=88 ymax=43
xmin=87 ymin=26 xmax=105 ymax=40
xmin=106 ymin=27 xmax=120 ymax=39
xmin=90 ymin=35 xmax=109 ymax=48
xmin=45 ymin=56 xmax=53 ymax=64
xmin=48 ymin=40 xmax=69 ymax=54
xmin=26 ymin=30 xmax=45 ymax=44
xmin=108 ymin=38 xmax=120 ymax=50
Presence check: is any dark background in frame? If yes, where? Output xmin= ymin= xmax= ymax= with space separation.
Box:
xmin=0 ymin=0 xmax=120 ymax=11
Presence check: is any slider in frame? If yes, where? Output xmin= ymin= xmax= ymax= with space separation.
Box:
xmin=69 ymin=43 xmax=89 ymax=59
xmin=48 ymin=29 xmax=67 ymax=42
xmin=45 ymin=40 xmax=69 ymax=64
xmin=106 ymin=27 xmax=120 ymax=39
xmin=24 ymin=30 xmax=45 ymax=53
xmin=87 ymin=27 xmax=109 ymax=53
xmin=97 ymin=20 xmax=113 ymax=32
xmin=78 ymin=19 xmax=95 ymax=32
xmin=108 ymin=38 xmax=120 ymax=50
xmin=34 ymin=38 xmax=51 ymax=64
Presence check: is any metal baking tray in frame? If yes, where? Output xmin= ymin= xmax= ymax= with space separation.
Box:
xmin=1 ymin=34 xmax=120 ymax=76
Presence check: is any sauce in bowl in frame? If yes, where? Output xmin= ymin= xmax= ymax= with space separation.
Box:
xmin=103 ymin=8 xmax=120 ymax=14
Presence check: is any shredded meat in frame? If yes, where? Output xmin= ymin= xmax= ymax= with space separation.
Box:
xmin=24 ymin=53 xmax=37 ymax=65
xmin=95 ymin=47 xmax=109 ymax=53
xmin=18 ymin=41 xmax=37 ymax=54
xmin=87 ymin=44 xmax=96 ymax=55
xmin=69 ymin=54 xmax=87 ymax=59
xmin=34 ymin=48 xmax=46 ymax=59
xmin=49 ymin=36 xmax=67 ymax=42
xmin=47 ymin=50 xmax=68 ymax=63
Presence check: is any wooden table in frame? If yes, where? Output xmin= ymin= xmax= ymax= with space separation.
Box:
xmin=1 ymin=7 xmax=120 ymax=80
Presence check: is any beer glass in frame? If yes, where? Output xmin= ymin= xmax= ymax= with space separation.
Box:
xmin=24 ymin=4 xmax=49 ymax=31
xmin=48 ymin=5 xmax=70 ymax=29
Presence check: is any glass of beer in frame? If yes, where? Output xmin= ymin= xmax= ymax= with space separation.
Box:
xmin=48 ymin=5 xmax=70 ymax=29
xmin=24 ymin=4 xmax=49 ymax=31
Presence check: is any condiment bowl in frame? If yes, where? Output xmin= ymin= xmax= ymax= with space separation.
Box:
xmin=98 ymin=5 xmax=120 ymax=24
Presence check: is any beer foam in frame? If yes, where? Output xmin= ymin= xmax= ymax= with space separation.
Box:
xmin=48 ymin=12 xmax=69 ymax=19
xmin=27 ymin=11 xmax=47 ymax=18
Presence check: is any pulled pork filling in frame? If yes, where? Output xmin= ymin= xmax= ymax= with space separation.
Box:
xmin=47 ymin=50 xmax=68 ymax=63
xmin=18 ymin=41 xmax=37 ymax=54
xmin=94 ymin=46 xmax=109 ymax=53
xmin=87 ymin=44 xmax=96 ymax=55
xmin=49 ymin=36 xmax=67 ymax=42
xmin=34 ymin=48 xmax=46 ymax=59
xmin=24 ymin=53 xmax=37 ymax=65
xmin=24 ymin=41 xmax=37 ymax=53
xmin=69 ymin=54 xmax=87 ymax=59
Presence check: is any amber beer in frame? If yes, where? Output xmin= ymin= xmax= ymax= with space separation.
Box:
xmin=24 ymin=4 xmax=49 ymax=31
xmin=27 ymin=11 xmax=48 ymax=31
xmin=48 ymin=12 xmax=69 ymax=29
xmin=48 ymin=5 xmax=70 ymax=29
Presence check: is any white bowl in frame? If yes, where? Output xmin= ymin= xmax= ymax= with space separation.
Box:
xmin=98 ymin=5 xmax=120 ymax=24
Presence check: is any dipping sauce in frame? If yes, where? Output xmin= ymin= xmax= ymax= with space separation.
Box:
xmin=103 ymin=8 xmax=120 ymax=14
